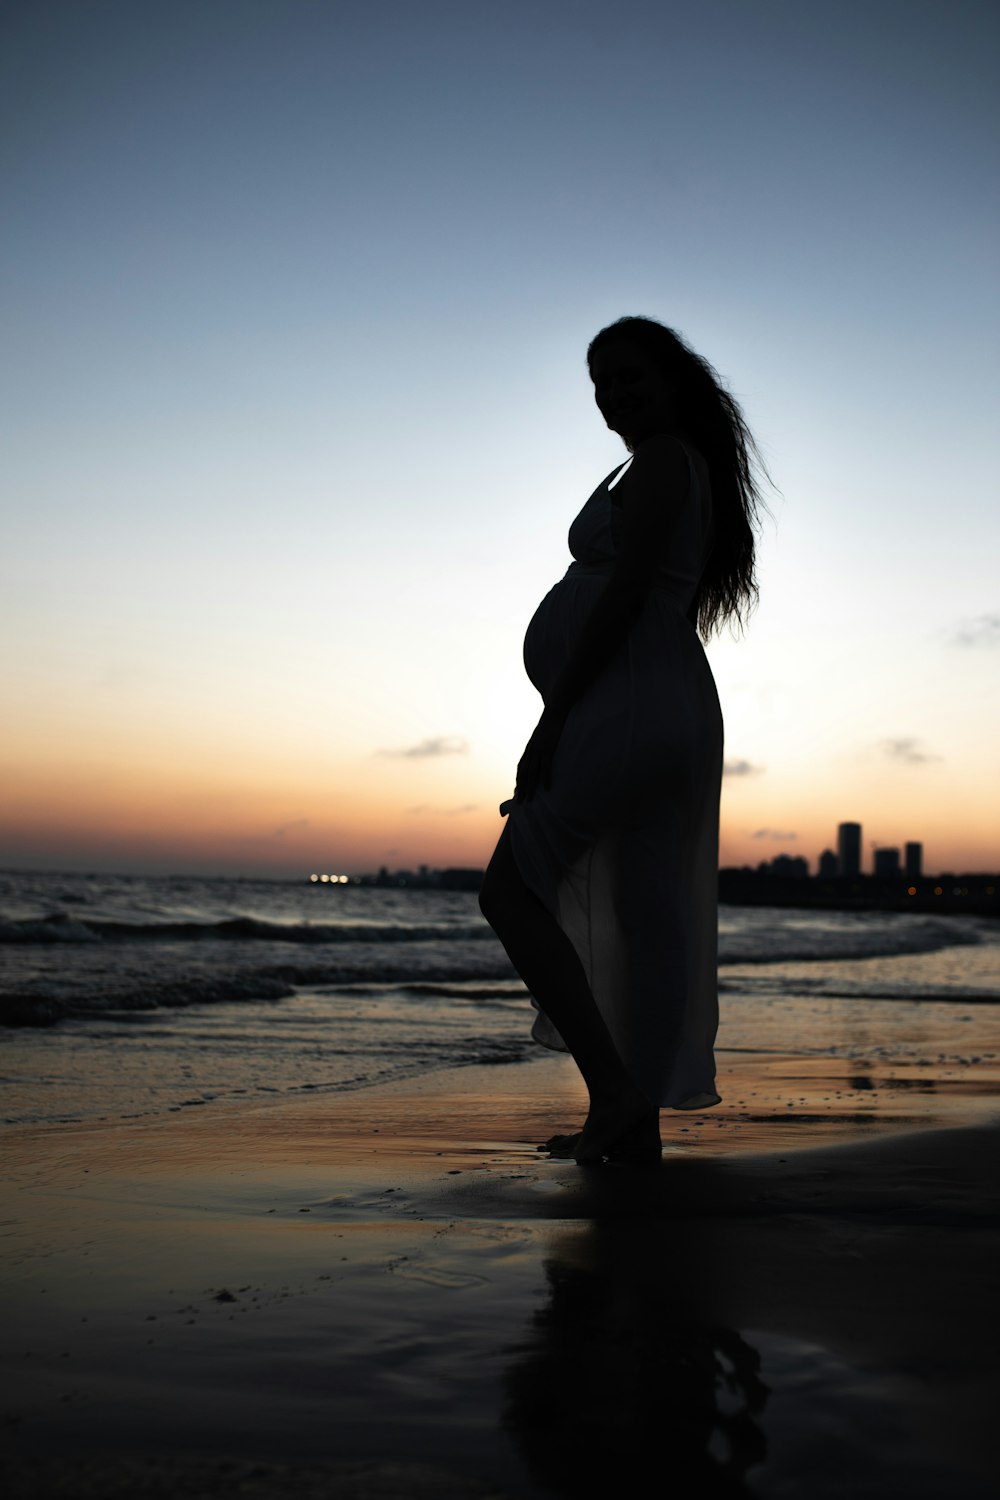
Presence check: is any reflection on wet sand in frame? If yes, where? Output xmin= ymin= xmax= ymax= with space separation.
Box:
xmin=504 ymin=1205 xmax=768 ymax=1495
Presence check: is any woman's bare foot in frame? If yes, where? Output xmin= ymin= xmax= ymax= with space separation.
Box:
xmin=539 ymin=1131 xmax=583 ymax=1157
xmin=574 ymin=1097 xmax=661 ymax=1165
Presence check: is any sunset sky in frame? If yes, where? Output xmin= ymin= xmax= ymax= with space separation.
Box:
xmin=2 ymin=0 xmax=998 ymax=878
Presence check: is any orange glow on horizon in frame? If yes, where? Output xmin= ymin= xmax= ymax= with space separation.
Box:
xmin=3 ymin=775 xmax=996 ymax=879
xmin=4 ymin=708 xmax=996 ymax=877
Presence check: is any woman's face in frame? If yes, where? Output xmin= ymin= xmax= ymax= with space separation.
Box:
xmin=590 ymin=339 xmax=676 ymax=447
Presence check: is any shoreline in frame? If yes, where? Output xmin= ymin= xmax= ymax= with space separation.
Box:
xmin=3 ymin=1053 xmax=999 ymax=1497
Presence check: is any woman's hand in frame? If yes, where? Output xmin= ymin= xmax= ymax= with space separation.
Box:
xmin=515 ymin=707 xmax=566 ymax=802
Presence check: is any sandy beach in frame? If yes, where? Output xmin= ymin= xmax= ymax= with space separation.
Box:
xmin=2 ymin=1047 xmax=999 ymax=1498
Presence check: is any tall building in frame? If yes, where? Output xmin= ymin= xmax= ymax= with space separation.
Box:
xmin=873 ymin=847 xmax=901 ymax=878
xmin=905 ymin=842 xmax=923 ymax=879
xmin=818 ymin=849 xmax=838 ymax=878
xmin=837 ymin=822 xmax=862 ymax=878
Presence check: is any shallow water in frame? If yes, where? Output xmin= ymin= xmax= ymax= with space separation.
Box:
xmin=1 ymin=870 xmax=997 ymax=1126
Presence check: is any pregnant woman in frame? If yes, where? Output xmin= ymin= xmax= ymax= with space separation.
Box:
xmin=479 ymin=316 xmax=766 ymax=1164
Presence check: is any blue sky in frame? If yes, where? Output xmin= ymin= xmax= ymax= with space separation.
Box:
xmin=2 ymin=0 xmax=998 ymax=874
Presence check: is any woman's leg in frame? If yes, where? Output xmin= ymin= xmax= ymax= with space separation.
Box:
xmin=479 ymin=826 xmax=659 ymax=1161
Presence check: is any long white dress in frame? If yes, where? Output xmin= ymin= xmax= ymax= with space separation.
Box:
xmin=504 ymin=446 xmax=723 ymax=1110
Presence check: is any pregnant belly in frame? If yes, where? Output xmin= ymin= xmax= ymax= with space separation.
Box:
xmin=523 ymin=573 xmax=604 ymax=699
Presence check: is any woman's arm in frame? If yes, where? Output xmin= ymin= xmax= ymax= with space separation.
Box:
xmin=515 ymin=435 xmax=691 ymax=800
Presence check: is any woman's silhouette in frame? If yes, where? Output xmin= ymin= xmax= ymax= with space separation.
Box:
xmin=480 ymin=317 xmax=765 ymax=1163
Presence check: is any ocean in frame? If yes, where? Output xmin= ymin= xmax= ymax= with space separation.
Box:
xmin=1 ymin=868 xmax=998 ymax=1127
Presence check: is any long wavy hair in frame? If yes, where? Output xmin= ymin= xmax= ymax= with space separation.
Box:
xmin=587 ymin=316 xmax=768 ymax=638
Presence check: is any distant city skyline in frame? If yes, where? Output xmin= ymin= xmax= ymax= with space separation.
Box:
xmin=262 ymin=819 xmax=977 ymax=883
xmin=309 ymin=829 xmax=988 ymax=885
xmin=761 ymin=823 xmax=933 ymax=879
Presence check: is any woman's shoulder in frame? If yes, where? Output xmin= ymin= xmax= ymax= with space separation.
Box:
xmin=633 ymin=433 xmax=711 ymax=501
xmin=614 ymin=433 xmax=693 ymax=501
xmin=632 ymin=431 xmax=704 ymax=467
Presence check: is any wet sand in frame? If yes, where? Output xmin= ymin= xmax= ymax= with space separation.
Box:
xmin=2 ymin=1049 xmax=999 ymax=1498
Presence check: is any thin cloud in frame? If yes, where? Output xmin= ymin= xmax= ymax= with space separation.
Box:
xmin=723 ymin=759 xmax=763 ymax=777
xmin=950 ymin=613 xmax=1000 ymax=647
xmin=881 ymin=737 xmax=941 ymax=765
xmin=378 ymin=736 xmax=469 ymax=759
xmin=234 ymin=819 xmax=311 ymax=850
xmin=270 ymin=818 xmax=310 ymax=840
xmin=752 ymin=828 xmax=797 ymax=840
xmin=406 ymin=802 xmax=479 ymax=816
